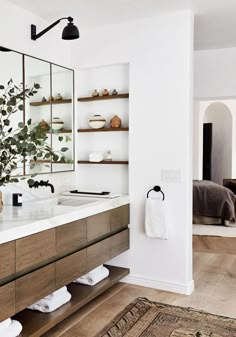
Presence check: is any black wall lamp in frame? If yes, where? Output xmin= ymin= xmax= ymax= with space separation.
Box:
xmin=31 ymin=16 xmax=79 ymax=41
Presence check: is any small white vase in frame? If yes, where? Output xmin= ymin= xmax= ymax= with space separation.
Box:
xmin=88 ymin=115 xmax=106 ymax=129
xmin=51 ymin=117 xmax=64 ymax=131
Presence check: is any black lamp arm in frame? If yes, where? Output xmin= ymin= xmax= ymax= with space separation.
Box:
xmin=31 ymin=17 xmax=73 ymax=40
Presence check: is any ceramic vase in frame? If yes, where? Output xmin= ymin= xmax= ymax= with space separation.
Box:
xmin=92 ymin=89 xmax=99 ymax=97
xmin=102 ymin=89 xmax=109 ymax=96
xmin=51 ymin=117 xmax=64 ymax=131
xmin=89 ymin=115 xmax=106 ymax=129
xmin=110 ymin=115 xmax=121 ymax=128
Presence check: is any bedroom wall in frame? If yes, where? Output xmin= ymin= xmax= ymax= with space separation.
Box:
xmin=72 ymin=10 xmax=194 ymax=294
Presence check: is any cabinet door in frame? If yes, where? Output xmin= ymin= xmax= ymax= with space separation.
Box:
xmin=87 ymin=211 xmax=110 ymax=242
xmin=110 ymin=205 xmax=130 ymax=232
xmin=56 ymin=249 xmax=87 ymax=288
xmin=56 ymin=219 xmax=87 ymax=255
xmin=0 ymin=241 xmax=15 ymax=283
xmin=110 ymin=229 xmax=129 ymax=259
xmin=0 ymin=282 xmax=15 ymax=321
xmin=16 ymin=229 xmax=56 ymax=273
xmin=87 ymin=238 xmax=110 ymax=270
xmin=15 ymin=264 xmax=55 ymax=313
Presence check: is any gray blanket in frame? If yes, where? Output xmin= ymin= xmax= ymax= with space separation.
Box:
xmin=193 ymin=180 xmax=236 ymax=221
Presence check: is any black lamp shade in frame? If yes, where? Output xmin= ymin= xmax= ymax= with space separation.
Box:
xmin=62 ymin=22 xmax=79 ymax=40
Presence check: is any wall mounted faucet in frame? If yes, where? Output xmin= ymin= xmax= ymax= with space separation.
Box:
xmin=29 ymin=180 xmax=55 ymax=193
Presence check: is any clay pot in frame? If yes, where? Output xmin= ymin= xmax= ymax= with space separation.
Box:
xmin=92 ymin=89 xmax=99 ymax=97
xmin=51 ymin=117 xmax=64 ymax=131
xmin=110 ymin=115 xmax=121 ymax=128
xmin=112 ymin=89 xmax=118 ymax=95
xmin=102 ymin=89 xmax=109 ymax=96
xmin=89 ymin=114 xmax=106 ymax=129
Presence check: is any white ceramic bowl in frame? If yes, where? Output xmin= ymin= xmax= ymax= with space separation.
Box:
xmin=88 ymin=115 xmax=106 ymax=129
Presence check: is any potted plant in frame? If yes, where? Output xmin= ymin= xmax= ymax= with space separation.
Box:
xmin=0 ymin=79 xmax=69 ymax=210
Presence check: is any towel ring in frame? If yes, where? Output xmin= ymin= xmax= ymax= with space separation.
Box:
xmin=147 ymin=185 xmax=165 ymax=200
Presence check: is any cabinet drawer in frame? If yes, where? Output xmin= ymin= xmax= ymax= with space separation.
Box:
xmin=87 ymin=238 xmax=110 ymax=270
xmin=56 ymin=249 xmax=87 ymax=288
xmin=110 ymin=205 xmax=130 ymax=232
xmin=110 ymin=229 xmax=129 ymax=259
xmin=15 ymin=264 xmax=55 ymax=313
xmin=56 ymin=219 xmax=87 ymax=255
xmin=16 ymin=229 xmax=56 ymax=272
xmin=0 ymin=282 xmax=15 ymax=321
xmin=87 ymin=211 xmax=110 ymax=242
xmin=0 ymin=241 xmax=15 ymax=282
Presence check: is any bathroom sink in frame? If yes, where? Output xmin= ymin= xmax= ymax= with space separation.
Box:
xmin=33 ymin=196 xmax=97 ymax=207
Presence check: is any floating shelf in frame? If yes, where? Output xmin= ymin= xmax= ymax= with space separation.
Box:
xmin=31 ymin=160 xmax=71 ymax=164
xmin=13 ymin=265 xmax=129 ymax=337
xmin=78 ymin=127 xmax=129 ymax=133
xmin=78 ymin=160 xmax=128 ymax=165
xmin=47 ymin=129 xmax=72 ymax=134
xmin=30 ymin=99 xmax=72 ymax=106
xmin=78 ymin=93 xmax=129 ymax=102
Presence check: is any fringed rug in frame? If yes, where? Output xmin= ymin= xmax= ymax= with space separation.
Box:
xmin=96 ymin=297 xmax=236 ymax=337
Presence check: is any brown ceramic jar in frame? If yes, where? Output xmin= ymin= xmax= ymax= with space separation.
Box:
xmin=110 ymin=115 xmax=121 ymax=128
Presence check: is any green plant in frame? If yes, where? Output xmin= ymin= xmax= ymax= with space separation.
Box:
xmin=0 ymin=79 xmax=69 ymax=186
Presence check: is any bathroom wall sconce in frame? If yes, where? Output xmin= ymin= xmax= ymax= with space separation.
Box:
xmin=31 ymin=16 xmax=79 ymax=41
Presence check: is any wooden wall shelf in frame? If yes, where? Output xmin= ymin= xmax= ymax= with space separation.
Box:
xmin=30 ymin=99 xmax=72 ymax=106
xmin=78 ymin=127 xmax=129 ymax=133
xmin=32 ymin=160 xmax=70 ymax=164
xmin=78 ymin=160 xmax=128 ymax=165
xmin=47 ymin=129 xmax=72 ymax=134
xmin=78 ymin=93 xmax=129 ymax=102
xmin=14 ymin=265 xmax=129 ymax=337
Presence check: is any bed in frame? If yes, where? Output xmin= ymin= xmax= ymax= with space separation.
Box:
xmin=193 ymin=180 xmax=236 ymax=226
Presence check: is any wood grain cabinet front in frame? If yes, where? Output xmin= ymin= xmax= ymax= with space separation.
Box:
xmin=0 ymin=241 xmax=15 ymax=283
xmin=16 ymin=229 xmax=56 ymax=273
xmin=0 ymin=282 xmax=15 ymax=321
xmin=87 ymin=237 xmax=110 ymax=270
xmin=87 ymin=211 xmax=110 ymax=242
xmin=110 ymin=229 xmax=129 ymax=259
xmin=110 ymin=205 xmax=130 ymax=232
xmin=15 ymin=264 xmax=56 ymax=313
xmin=56 ymin=249 xmax=87 ymax=288
xmin=56 ymin=219 xmax=87 ymax=256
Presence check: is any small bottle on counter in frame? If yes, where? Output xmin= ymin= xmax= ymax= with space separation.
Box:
xmin=12 ymin=193 xmax=22 ymax=207
xmin=104 ymin=150 xmax=112 ymax=161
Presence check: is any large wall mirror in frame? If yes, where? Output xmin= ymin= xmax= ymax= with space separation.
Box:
xmin=0 ymin=47 xmax=74 ymax=177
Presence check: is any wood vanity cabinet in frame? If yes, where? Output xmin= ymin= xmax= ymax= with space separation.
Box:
xmin=0 ymin=204 xmax=130 ymax=335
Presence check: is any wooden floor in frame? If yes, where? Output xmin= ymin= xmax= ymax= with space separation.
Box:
xmin=43 ymin=251 xmax=236 ymax=337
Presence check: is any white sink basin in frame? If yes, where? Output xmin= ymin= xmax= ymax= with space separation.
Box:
xmin=33 ymin=196 xmax=97 ymax=207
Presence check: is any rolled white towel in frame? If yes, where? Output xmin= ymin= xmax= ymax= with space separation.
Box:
xmin=2 ymin=320 xmax=22 ymax=337
xmin=73 ymin=265 xmax=109 ymax=286
xmin=0 ymin=318 xmax=11 ymax=333
xmin=44 ymin=286 xmax=67 ymax=300
xmin=27 ymin=291 xmax=71 ymax=313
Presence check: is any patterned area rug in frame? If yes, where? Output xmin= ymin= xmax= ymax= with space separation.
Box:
xmin=96 ymin=297 xmax=236 ymax=337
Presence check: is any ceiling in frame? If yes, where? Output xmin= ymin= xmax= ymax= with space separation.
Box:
xmin=8 ymin=0 xmax=236 ymax=50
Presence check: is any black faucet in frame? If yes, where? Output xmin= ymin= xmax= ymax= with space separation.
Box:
xmin=29 ymin=180 xmax=55 ymax=193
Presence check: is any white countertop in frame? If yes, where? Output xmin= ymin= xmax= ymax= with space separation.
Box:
xmin=0 ymin=195 xmax=130 ymax=244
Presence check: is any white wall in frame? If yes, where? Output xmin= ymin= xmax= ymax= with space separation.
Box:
xmin=193 ymin=99 xmax=236 ymax=182
xmin=0 ymin=0 xmax=75 ymax=201
xmin=72 ymin=11 xmax=194 ymax=294
xmin=194 ymin=47 xmax=236 ymax=99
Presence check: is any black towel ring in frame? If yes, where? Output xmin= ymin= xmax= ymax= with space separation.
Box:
xmin=147 ymin=185 xmax=165 ymax=200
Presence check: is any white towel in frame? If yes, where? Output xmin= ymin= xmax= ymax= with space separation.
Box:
xmin=73 ymin=265 xmax=109 ymax=286
xmin=27 ymin=290 xmax=71 ymax=313
xmin=1 ymin=320 xmax=22 ymax=337
xmin=0 ymin=318 xmax=11 ymax=333
xmin=44 ymin=286 xmax=67 ymax=300
xmin=145 ymin=197 xmax=168 ymax=239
